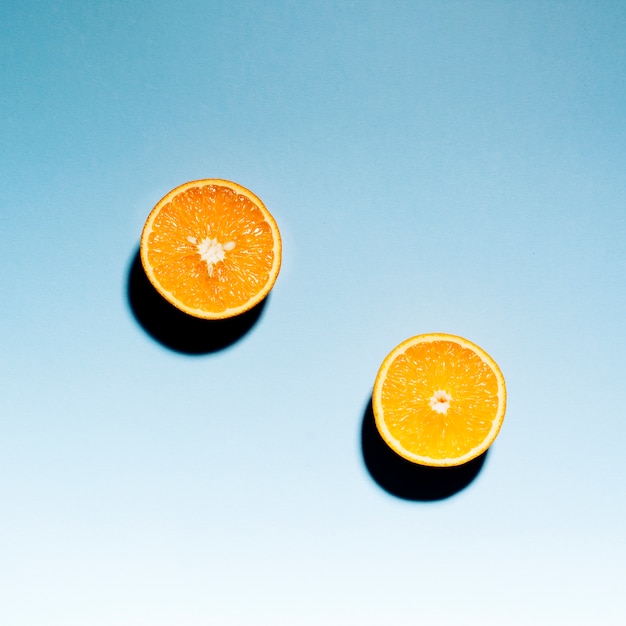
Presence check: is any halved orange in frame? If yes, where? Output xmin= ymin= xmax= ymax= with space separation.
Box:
xmin=372 ymin=333 xmax=506 ymax=467
xmin=140 ymin=179 xmax=282 ymax=319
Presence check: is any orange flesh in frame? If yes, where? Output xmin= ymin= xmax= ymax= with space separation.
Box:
xmin=144 ymin=183 xmax=277 ymax=315
xmin=379 ymin=340 xmax=501 ymax=461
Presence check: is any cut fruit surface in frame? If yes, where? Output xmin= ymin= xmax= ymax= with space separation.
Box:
xmin=372 ymin=333 xmax=506 ymax=467
xmin=140 ymin=179 xmax=281 ymax=319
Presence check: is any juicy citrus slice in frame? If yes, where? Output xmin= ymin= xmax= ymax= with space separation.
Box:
xmin=372 ymin=333 xmax=506 ymax=467
xmin=140 ymin=179 xmax=282 ymax=319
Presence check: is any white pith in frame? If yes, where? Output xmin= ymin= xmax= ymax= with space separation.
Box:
xmin=190 ymin=236 xmax=236 ymax=277
xmin=429 ymin=389 xmax=452 ymax=414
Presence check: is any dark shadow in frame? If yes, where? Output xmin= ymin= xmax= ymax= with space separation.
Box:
xmin=127 ymin=249 xmax=267 ymax=355
xmin=361 ymin=397 xmax=488 ymax=501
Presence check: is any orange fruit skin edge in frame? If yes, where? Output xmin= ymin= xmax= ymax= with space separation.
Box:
xmin=372 ymin=333 xmax=507 ymax=467
xmin=140 ymin=179 xmax=282 ymax=320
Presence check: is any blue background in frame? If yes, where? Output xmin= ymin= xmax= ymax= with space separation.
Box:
xmin=2 ymin=1 xmax=625 ymax=624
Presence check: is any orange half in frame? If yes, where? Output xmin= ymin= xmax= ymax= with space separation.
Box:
xmin=372 ymin=333 xmax=506 ymax=467
xmin=140 ymin=179 xmax=282 ymax=319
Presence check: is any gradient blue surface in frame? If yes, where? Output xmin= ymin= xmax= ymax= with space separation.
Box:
xmin=2 ymin=1 xmax=625 ymax=624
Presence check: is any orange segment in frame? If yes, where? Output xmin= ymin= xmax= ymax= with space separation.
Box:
xmin=140 ymin=179 xmax=281 ymax=319
xmin=372 ymin=333 xmax=506 ymax=467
